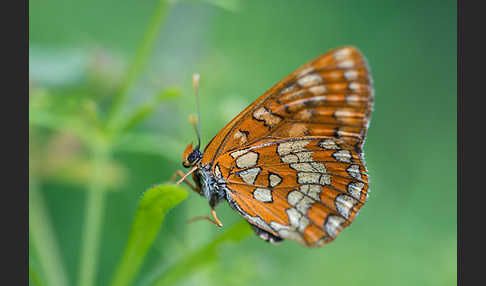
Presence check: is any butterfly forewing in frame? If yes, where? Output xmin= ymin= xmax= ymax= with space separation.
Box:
xmin=198 ymin=46 xmax=373 ymax=247
xmin=202 ymin=46 xmax=373 ymax=166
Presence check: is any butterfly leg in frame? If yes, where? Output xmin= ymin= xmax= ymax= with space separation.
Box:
xmin=170 ymin=170 xmax=198 ymax=192
xmin=249 ymin=223 xmax=283 ymax=244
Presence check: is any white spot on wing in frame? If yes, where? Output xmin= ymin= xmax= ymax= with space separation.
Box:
xmin=270 ymin=221 xmax=305 ymax=245
xmin=309 ymin=85 xmax=327 ymax=95
xmin=236 ymin=151 xmax=259 ymax=169
xmin=300 ymin=185 xmax=321 ymax=201
xmin=297 ymin=172 xmax=321 ymax=184
xmin=287 ymin=190 xmax=304 ymax=206
xmin=347 ymin=181 xmax=365 ymax=200
xmin=349 ymin=82 xmax=360 ymax=91
xmin=297 ymin=73 xmax=322 ymax=87
xmin=238 ymin=167 xmax=261 ymax=184
xmin=311 ymin=162 xmax=327 ymax=173
xmin=286 ymin=208 xmax=301 ymax=228
xmin=277 ymin=140 xmax=310 ymax=155
xmin=253 ymin=107 xmax=281 ymax=127
xmin=344 ymin=70 xmax=358 ymax=80
xmin=320 ymin=174 xmax=331 ymax=185
xmin=325 ymin=215 xmax=346 ymax=238
xmin=230 ymin=149 xmax=249 ymax=159
xmin=346 ymin=94 xmax=360 ymax=104
xmin=333 ymin=150 xmax=352 ymax=163
xmin=292 ymin=162 xmax=326 ymax=173
xmin=269 ymin=174 xmax=282 ymax=187
xmin=295 ymin=196 xmax=314 ymax=214
xmin=338 ymin=60 xmax=354 ymax=69
xmin=334 ymin=48 xmax=352 ymax=60
xmin=334 ymin=109 xmax=354 ymax=118
xmin=281 ymin=154 xmax=298 ymax=163
xmin=253 ymin=188 xmax=273 ymax=203
xmin=319 ymin=139 xmax=340 ymax=150
xmin=335 ymin=194 xmax=358 ymax=219
xmin=286 ymin=208 xmax=310 ymax=232
xmin=291 ymin=163 xmax=315 ymax=172
xmin=296 ymin=151 xmax=313 ymax=162
xmin=346 ymin=165 xmax=362 ymax=179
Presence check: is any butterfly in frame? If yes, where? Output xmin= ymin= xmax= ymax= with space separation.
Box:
xmin=174 ymin=46 xmax=374 ymax=247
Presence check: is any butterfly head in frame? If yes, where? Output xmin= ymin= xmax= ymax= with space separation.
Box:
xmin=182 ymin=142 xmax=202 ymax=168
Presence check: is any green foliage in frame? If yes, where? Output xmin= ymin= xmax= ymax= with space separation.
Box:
xmin=29 ymin=1 xmax=184 ymax=285
xmin=29 ymin=180 xmax=70 ymax=286
xmin=150 ymin=220 xmax=252 ymax=286
xmin=109 ymin=184 xmax=188 ymax=286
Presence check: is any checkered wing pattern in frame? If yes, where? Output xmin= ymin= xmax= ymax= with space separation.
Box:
xmin=212 ymin=137 xmax=368 ymax=247
xmin=199 ymin=46 xmax=373 ymax=246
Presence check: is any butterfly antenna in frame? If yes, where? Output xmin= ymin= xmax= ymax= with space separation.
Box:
xmin=192 ymin=73 xmax=202 ymax=149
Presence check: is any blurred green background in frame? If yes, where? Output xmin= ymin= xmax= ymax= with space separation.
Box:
xmin=29 ymin=0 xmax=457 ymax=286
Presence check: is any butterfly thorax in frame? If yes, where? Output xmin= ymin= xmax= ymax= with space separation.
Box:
xmin=193 ymin=163 xmax=226 ymax=208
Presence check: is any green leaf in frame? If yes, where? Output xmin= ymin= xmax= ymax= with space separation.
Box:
xmin=149 ymin=220 xmax=253 ymax=286
xmin=109 ymin=184 xmax=188 ymax=286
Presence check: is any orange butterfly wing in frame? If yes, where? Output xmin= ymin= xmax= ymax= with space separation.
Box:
xmin=212 ymin=137 xmax=369 ymax=247
xmin=201 ymin=46 xmax=373 ymax=166
xmin=199 ymin=46 xmax=373 ymax=246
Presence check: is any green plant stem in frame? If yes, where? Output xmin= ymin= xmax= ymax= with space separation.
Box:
xmin=77 ymin=148 xmax=110 ymax=286
xmin=29 ymin=179 xmax=70 ymax=286
xmin=107 ymin=0 xmax=171 ymax=128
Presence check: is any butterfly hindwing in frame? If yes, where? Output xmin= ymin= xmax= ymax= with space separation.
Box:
xmin=213 ymin=137 xmax=369 ymax=247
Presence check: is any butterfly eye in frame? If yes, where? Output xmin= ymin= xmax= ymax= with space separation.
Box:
xmin=183 ymin=148 xmax=202 ymax=168
xmin=188 ymin=149 xmax=202 ymax=164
